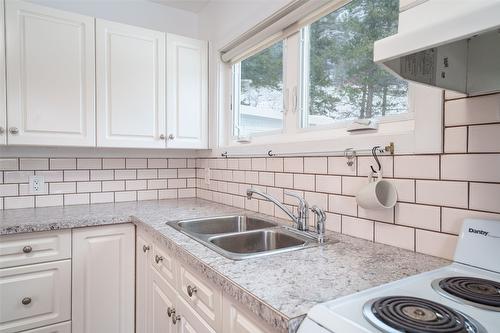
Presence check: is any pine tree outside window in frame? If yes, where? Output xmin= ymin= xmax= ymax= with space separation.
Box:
xmin=300 ymin=0 xmax=408 ymax=128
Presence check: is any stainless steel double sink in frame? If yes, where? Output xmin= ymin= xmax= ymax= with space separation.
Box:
xmin=166 ymin=215 xmax=318 ymax=260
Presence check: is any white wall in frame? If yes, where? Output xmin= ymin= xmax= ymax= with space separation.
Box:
xmin=28 ymin=0 xmax=200 ymax=38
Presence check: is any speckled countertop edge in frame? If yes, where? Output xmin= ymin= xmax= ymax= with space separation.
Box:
xmin=0 ymin=199 xmax=450 ymax=333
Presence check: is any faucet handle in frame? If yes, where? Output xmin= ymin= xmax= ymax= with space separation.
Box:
xmin=310 ymin=206 xmax=326 ymax=243
xmin=284 ymin=192 xmax=309 ymax=210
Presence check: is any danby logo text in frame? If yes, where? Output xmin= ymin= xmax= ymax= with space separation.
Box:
xmin=468 ymin=228 xmax=489 ymax=236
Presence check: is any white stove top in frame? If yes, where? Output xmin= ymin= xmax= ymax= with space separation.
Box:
xmin=301 ymin=218 xmax=500 ymax=333
xmin=307 ymin=263 xmax=500 ymax=332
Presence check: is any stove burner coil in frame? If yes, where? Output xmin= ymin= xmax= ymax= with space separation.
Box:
xmin=363 ymin=296 xmax=485 ymax=333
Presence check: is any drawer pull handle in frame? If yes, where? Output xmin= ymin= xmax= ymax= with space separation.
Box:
xmin=187 ymin=285 xmax=197 ymax=297
xmin=21 ymin=297 xmax=32 ymax=305
xmin=142 ymin=245 xmax=150 ymax=253
xmin=155 ymin=255 xmax=163 ymax=264
xmin=167 ymin=306 xmax=175 ymax=317
xmin=23 ymin=246 xmax=32 ymax=253
xmin=172 ymin=314 xmax=181 ymax=325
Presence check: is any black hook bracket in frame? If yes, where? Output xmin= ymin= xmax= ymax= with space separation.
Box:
xmin=370 ymin=146 xmax=382 ymax=174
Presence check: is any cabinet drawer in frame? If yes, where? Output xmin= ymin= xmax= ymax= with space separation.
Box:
xmin=21 ymin=321 xmax=71 ymax=333
xmin=0 ymin=260 xmax=71 ymax=333
xmin=151 ymin=242 xmax=176 ymax=288
xmin=177 ymin=296 xmax=216 ymax=333
xmin=178 ymin=263 xmax=222 ymax=331
xmin=0 ymin=230 xmax=71 ymax=269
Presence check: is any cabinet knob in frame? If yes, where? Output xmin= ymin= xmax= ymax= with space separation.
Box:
xmin=23 ymin=245 xmax=33 ymax=253
xmin=167 ymin=306 xmax=175 ymax=317
xmin=172 ymin=314 xmax=181 ymax=325
xmin=21 ymin=297 xmax=32 ymax=305
xmin=155 ymin=255 xmax=163 ymax=264
xmin=159 ymin=134 xmax=165 ymax=140
xmin=168 ymin=134 xmax=175 ymax=140
xmin=187 ymin=285 xmax=197 ymax=297
xmin=142 ymin=245 xmax=150 ymax=253
xmin=0 ymin=127 xmax=4 ymax=135
xmin=9 ymin=127 xmax=19 ymax=135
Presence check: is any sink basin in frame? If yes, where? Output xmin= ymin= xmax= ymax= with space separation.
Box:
xmin=166 ymin=215 xmax=319 ymax=260
xmin=209 ymin=229 xmax=306 ymax=254
xmin=175 ymin=215 xmax=277 ymax=235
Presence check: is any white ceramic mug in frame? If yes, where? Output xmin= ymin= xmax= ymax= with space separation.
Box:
xmin=356 ymin=172 xmax=397 ymax=209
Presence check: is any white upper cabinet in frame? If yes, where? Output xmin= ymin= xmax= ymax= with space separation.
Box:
xmin=5 ymin=1 xmax=95 ymax=146
xmin=0 ymin=0 xmax=6 ymax=146
xmin=96 ymin=19 xmax=166 ymax=148
xmin=166 ymin=34 xmax=208 ymax=149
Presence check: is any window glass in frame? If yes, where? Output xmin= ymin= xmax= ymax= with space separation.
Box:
xmin=302 ymin=0 xmax=408 ymax=127
xmin=233 ymin=41 xmax=283 ymax=136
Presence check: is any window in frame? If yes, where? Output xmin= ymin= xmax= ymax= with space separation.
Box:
xmin=232 ymin=41 xmax=284 ymax=137
xmin=300 ymin=0 xmax=408 ymax=127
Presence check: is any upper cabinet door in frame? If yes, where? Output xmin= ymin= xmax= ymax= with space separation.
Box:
xmin=96 ymin=19 xmax=166 ymax=148
xmin=5 ymin=1 xmax=95 ymax=146
xmin=166 ymin=34 xmax=208 ymax=149
xmin=0 ymin=0 xmax=6 ymax=146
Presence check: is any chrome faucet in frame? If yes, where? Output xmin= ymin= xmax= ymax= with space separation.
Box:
xmin=246 ymin=188 xmax=309 ymax=231
xmin=310 ymin=206 xmax=326 ymax=243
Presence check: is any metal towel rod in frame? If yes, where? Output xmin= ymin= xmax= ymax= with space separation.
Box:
xmin=221 ymin=142 xmax=394 ymax=158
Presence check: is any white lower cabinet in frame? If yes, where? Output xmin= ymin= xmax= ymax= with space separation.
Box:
xmin=136 ymin=229 xmax=272 ymax=333
xmin=20 ymin=321 xmax=71 ymax=333
xmin=0 ymin=260 xmax=71 ymax=333
xmin=72 ymin=224 xmax=135 ymax=333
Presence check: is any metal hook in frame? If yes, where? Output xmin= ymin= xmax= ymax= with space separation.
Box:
xmin=370 ymin=146 xmax=382 ymax=174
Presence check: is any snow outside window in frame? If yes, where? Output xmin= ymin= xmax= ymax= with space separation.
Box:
xmin=232 ymin=41 xmax=284 ymax=137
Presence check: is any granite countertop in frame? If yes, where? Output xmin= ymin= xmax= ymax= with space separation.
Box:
xmin=0 ymin=198 xmax=450 ymax=332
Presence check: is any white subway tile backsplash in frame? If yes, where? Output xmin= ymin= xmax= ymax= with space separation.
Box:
xmin=395 ymin=203 xmax=440 ymax=231
xmin=325 ymin=213 xmax=341 ymax=232
xmin=341 ymin=177 xmax=367 ymax=196
xmin=251 ymin=158 xmax=266 ymax=171
xmin=0 ymin=184 xmax=18 ymax=197
xmin=375 ymin=223 xmax=414 ymax=251
xmin=441 ymin=154 xmax=500 ymax=183
xmin=178 ymin=169 xmax=195 ymax=178
xmin=179 ymin=188 xmax=196 ymax=198
xmin=284 ymin=158 xmax=303 ymax=173
xmin=103 ymin=158 xmax=125 ymax=169
xmin=4 ymin=196 xmax=34 ymax=209
xmin=36 ymin=170 xmax=64 ymax=182
xmin=328 ymin=157 xmax=356 ymax=175
xmin=266 ymin=158 xmax=283 ymax=172
xmin=50 ymin=158 xmax=76 ymax=170
xmin=36 ymin=195 xmax=63 ymax=207
xmin=357 ymin=156 xmax=393 ymax=177
xmin=137 ymin=169 xmax=158 ymax=179
xmin=159 ymin=189 xmax=177 ymax=199
xmin=77 ymin=158 xmax=101 ymax=170
xmin=359 ymin=207 xmax=394 ymax=223
xmin=114 ymin=191 xmax=137 ymax=202
xmin=444 ymin=127 xmax=467 ymax=153
xmin=258 ymin=172 xmax=274 ymax=186
xmin=304 ymin=191 xmax=328 ymax=209
xmin=4 ymin=171 xmax=34 ymax=183
xmin=442 ymin=207 xmax=500 ymax=235
xmin=469 ymin=183 xmax=500 ymax=213
xmin=20 ymin=158 xmax=48 ymax=170
xmin=394 ymin=155 xmax=439 ymax=179
xmin=0 ymin=159 xmax=18 ymax=171
xmin=115 ymin=169 xmax=136 ymax=180
xmin=316 ymin=175 xmax=341 ymax=194
xmin=90 ymin=170 xmax=114 ymax=181
xmin=91 ymin=192 xmax=114 ymax=204
xmin=148 ymin=158 xmax=168 ymax=169
xmin=102 ymin=180 xmax=125 ymax=192
xmin=468 ymin=124 xmax=500 ymax=152
xmin=64 ymin=170 xmax=89 ymax=182
xmin=168 ymin=159 xmax=187 ymax=168
xmin=245 ymin=171 xmax=259 ymax=184
xmin=50 ymin=182 xmax=76 ymax=194
xmin=445 ymin=93 xmax=500 ymax=126
xmin=293 ymin=174 xmax=315 ymax=191
xmin=329 ymin=195 xmax=357 ymax=216
xmin=391 ymin=179 xmax=415 ymax=202
xmin=158 ymin=169 xmax=177 ymax=179
xmin=148 ymin=179 xmax=168 ymax=190
xmin=77 ymin=181 xmax=101 ymax=193
xmin=304 ymin=157 xmax=327 ymax=174
xmin=416 ymin=230 xmax=457 ymax=260
xmin=64 ymin=193 xmax=90 ymax=205
xmin=126 ymin=158 xmax=147 ymax=169
xmin=126 ymin=180 xmax=147 ymax=191
xmin=342 ymin=216 xmax=373 ymax=241
xmin=168 ymin=179 xmax=187 ymax=189
xmin=416 ymin=180 xmax=468 ymax=208
xmin=275 ymin=173 xmax=293 ymax=188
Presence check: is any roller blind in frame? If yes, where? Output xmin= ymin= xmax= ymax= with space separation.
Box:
xmin=220 ymin=0 xmax=352 ymax=64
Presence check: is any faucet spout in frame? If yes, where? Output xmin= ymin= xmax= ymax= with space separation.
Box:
xmin=246 ymin=188 xmax=299 ymax=227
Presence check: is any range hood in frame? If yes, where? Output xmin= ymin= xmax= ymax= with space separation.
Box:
xmin=374 ymin=0 xmax=500 ymax=96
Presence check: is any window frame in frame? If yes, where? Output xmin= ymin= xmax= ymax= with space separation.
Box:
xmin=219 ymin=1 xmax=443 ymax=154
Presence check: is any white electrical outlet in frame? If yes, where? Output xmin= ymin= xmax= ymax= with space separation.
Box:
xmin=29 ymin=175 xmax=45 ymax=194
xmin=204 ymin=167 xmax=211 ymax=185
